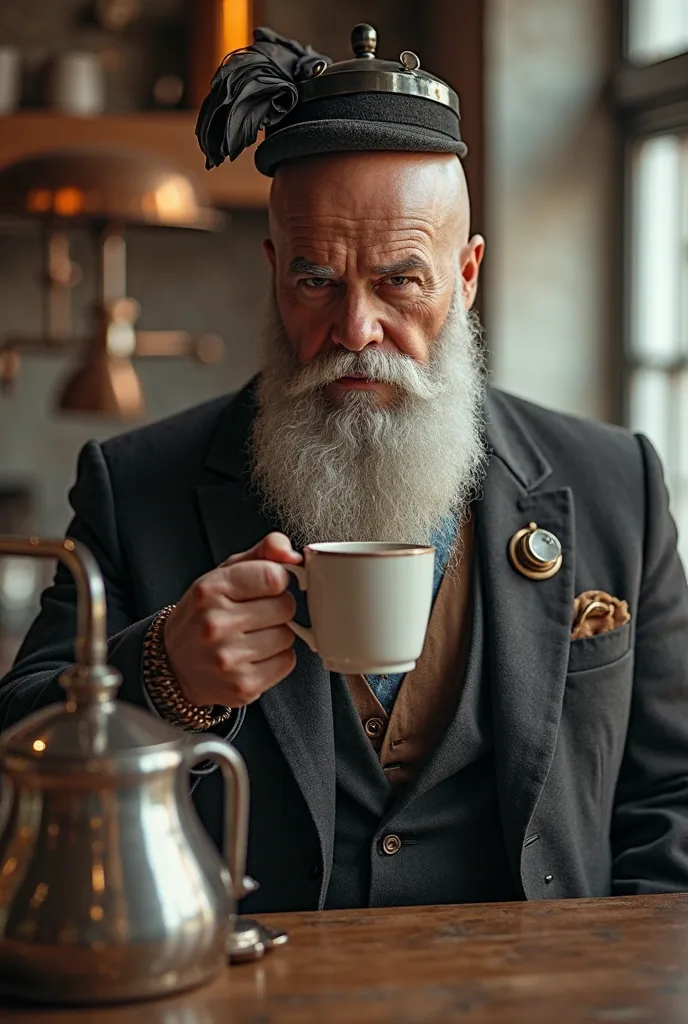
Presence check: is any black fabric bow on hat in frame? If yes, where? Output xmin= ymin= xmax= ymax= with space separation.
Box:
xmin=195 ymin=27 xmax=331 ymax=168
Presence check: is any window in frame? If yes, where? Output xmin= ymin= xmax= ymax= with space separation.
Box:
xmin=628 ymin=0 xmax=688 ymax=64
xmin=618 ymin=2 xmax=688 ymax=567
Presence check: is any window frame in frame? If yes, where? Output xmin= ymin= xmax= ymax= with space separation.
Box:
xmin=615 ymin=1 xmax=688 ymax=562
xmin=615 ymin=49 xmax=688 ymax=136
xmin=615 ymin=3 xmax=688 ymax=411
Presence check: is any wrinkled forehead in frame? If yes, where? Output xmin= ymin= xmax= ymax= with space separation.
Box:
xmin=269 ymin=152 xmax=467 ymax=256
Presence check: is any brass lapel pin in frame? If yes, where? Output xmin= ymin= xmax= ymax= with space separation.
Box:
xmin=509 ymin=522 xmax=563 ymax=580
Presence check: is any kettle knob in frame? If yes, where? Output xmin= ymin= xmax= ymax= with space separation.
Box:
xmin=351 ymin=23 xmax=377 ymax=59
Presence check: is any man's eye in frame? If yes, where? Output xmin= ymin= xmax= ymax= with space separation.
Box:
xmin=303 ymin=277 xmax=331 ymax=288
xmin=388 ymin=276 xmax=411 ymax=287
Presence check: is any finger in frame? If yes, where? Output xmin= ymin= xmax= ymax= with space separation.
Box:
xmin=211 ymin=648 xmax=297 ymax=706
xmin=222 ymin=560 xmax=292 ymax=601
xmin=240 ymin=625 xmax=295 ymax=664
xmin=196 ymin=593 xmax=296 ymax=647
xmin=254 ymin=532 xmax=303 ymax=564
xmin=242 ymin=649 xmax=298 ymax=696
xmin=223 ymin=532 xmax=302 ymax=568
xmin=240 ymin=592 xmax=297 ymax=632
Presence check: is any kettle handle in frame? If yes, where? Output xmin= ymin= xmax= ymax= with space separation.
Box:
xmin=186 ymin=737 xmax=259 ymax=901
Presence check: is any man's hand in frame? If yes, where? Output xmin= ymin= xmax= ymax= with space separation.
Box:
xmin=163 ymin=533 xmax=302 ymax=708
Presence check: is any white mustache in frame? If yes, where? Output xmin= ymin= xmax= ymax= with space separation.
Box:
xmin=282 ymin=346 xmax=445 ymax=402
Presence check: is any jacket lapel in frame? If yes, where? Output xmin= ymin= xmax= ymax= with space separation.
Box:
xmin=195 ymin=383 xmax=336 ymax=894
xmin=481 ymin=391 xmax=575 ymax=887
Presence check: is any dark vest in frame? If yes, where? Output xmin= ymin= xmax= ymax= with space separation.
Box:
xmin=325 ymin=558 xmax=517 ymax=909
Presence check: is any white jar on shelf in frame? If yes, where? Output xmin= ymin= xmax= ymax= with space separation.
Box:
xmin=49 ymin=51 xmax=105 ymax=117
xmin=0 ymin=46 xmax=21 ymax=115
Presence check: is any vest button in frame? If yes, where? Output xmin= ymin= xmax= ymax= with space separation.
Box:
xmin=364 ymin=717 xmax=385 ymax=738
xmin=380 ymin=834 xmax=402 ymax=856
xmin=309 ymin=863 xmax=322 ymax=880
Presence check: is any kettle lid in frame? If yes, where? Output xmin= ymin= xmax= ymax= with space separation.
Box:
xmin=0 ymin=664 xmax=187 ymax=774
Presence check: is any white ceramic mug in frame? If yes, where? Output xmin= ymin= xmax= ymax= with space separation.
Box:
xmin=287 ymin=542 xmax=435 ymax=675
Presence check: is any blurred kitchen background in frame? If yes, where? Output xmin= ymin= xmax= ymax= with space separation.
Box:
xmin=0 ymin=0 xmax=686 ymax=669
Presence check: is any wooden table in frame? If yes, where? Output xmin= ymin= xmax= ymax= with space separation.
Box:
xmin=4 ymin=895 xmax=688 ymax=1023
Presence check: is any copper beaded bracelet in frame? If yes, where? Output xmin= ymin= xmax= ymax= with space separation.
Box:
xmin=142 ymin=605 xmax=234 ymax=732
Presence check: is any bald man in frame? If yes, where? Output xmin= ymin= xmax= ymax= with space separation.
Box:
xmin=3 ymin=147 xmax=688 ymax=912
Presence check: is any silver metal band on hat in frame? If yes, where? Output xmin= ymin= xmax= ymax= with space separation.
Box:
xmin=299 ymin=69 xmax=460 ymax=116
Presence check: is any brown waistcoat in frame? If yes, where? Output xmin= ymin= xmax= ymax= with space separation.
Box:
xmin=345 ymin=516 xmax=474 ymax=790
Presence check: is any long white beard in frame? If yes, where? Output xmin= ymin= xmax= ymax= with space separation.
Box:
xmin=250 ymin=291 xmax=488 ymax=547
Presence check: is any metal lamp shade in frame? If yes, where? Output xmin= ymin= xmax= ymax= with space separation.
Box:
xmin=0 ymin=148 xmax=219 ymax=230
xmin=56 ymin=348 xmax=145 ymax=418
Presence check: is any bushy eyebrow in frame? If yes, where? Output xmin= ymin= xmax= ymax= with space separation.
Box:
xmin=287 ymin=255 xmax=432 ymax=280
xmin=287 ymin=257 xmax=335 ymax=277
xmin=371 ymin=256 xmax=432 ymax=277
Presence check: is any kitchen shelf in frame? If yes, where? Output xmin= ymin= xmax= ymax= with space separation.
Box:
xmin=0 ymin=111 xmax=270 ymax=210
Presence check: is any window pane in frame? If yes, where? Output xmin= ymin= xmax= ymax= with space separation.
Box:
xmin=628 ymin=369 xmax=672 ymax=466
xmin=679 ymin=373 xmax=688 ymax=481
xmin=629 ymin=134 xmax=685 ymax=363
xmin=628 ymin=0 xmax=688 ymax=63
xmin=677 ymin=374 xmax=688 ymax=567
xmin=677 ymin=496 xmax=688 ymax=570
xmin=628 ymin=369 xmax=688 ymax=570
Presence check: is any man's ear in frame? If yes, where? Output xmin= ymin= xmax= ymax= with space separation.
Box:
xmin=460 ymin=235 xmax=485 ymax=310
xmin=263 ymin=238 xmax=276 ymax=270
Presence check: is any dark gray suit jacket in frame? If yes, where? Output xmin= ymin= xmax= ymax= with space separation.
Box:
xmin=2 ymin=382 xmax=688 ymax=911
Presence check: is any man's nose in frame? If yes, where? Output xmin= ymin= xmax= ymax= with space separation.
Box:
xmin=330 ymin=291 xmax=384 ymax=351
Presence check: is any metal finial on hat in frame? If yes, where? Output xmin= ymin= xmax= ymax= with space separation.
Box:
xmin=351 ymin=23 xmax=377 ymax=59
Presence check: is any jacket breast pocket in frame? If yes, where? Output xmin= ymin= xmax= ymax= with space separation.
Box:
xmin=567 ymin=620 xmax=632 ymax=675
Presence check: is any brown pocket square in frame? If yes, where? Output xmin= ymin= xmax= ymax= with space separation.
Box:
xmin=571 ymin=590 xmax=631 ymax=640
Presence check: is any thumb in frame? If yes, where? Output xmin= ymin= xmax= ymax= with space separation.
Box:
xmin=223 ymin=531 xmax=303 ymax=567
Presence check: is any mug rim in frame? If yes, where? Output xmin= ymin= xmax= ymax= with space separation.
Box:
xmin=304 ymin=542 xmax=435 ymax=557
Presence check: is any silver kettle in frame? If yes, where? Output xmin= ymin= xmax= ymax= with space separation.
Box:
xmin=0 ymin=535 xmax=257 ymax=1004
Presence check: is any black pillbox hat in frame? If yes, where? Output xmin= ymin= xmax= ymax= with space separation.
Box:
xmin=256 ymin=24 xmax=467 ymax=176
xmin=196 ymin=23 xmax=467 ymax=178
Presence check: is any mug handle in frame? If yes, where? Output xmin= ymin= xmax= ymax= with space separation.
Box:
xmin=186 ymin=736 xmax=259 ymax=901
xmin=285 ymin=564 xmax=318 ymax=654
